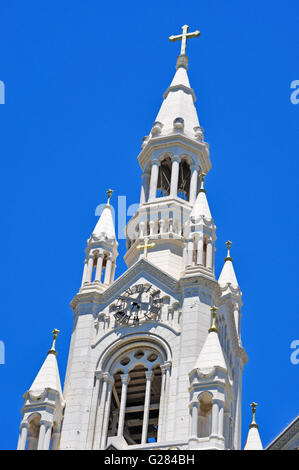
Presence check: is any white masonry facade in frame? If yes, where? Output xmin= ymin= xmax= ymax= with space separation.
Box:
xmin=17 ymin=28 xmax=263 ymax=451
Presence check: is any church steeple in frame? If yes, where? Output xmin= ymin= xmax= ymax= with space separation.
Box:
xmin=125 ymin=28 xmax=211 ymax=279
xmin=81 ymin=189 xmax=118 ymax=290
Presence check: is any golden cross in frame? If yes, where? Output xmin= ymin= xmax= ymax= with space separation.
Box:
xmin=209 ymin=306 xmax=219 ymax=333
xmin=106 ymin=189 xmax=114 ymax=205
xmin=137 ymin=236 xmax=156 ymax=258
xmin=169 ymin=25 xmax=200 ymax=56
xmin=225 ymin=240 xmax=232 ymax=259
xmin=48 ymin=329 xmax=60 ymax=356
xmin=250 ymin=402 xmax=258 ymax=427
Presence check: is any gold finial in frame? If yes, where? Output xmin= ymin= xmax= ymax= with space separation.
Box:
xmin=199 ymin=172 xmax=206 ymax=193
xmin=250 ymin=402 xmax=259 ymax=428
xmin=137 ymin=236 xmax=156 ymax=259
xmin=225 ymin=240 xmax=233 ymax=261
xmin=106 ymin=189 xmax=114 ymax=205
xmin=169 ymin=25 xmax=200 ymax=56
xmin=208 ymin=306 xmax=219 ymax=333
xmin=48 ymin=329 xmax=60 ymax=356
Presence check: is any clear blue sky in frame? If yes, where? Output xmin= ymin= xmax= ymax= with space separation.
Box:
xmin=0 ymin=1 xmax=298 ymax=450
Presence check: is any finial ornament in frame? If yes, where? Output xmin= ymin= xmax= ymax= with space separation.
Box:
xmin=169 ymin=25 xmax=200 ymax=56
xmin=137 ymin=236 xmax=156 ymax=259
xmin=48 ymin=329 xmax=60 ymax=356
xmin=225 ymin=240 xmax=233 ymax=261
xmin=208 ymin=306 xmax=219 ymax=333
xmin=106 ymin=189 xmax=114 ymax=205
xmin=249 ymin=402 xmax=259 ymax=428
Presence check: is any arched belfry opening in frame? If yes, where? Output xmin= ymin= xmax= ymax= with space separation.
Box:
xmin=177 ymin=159 xmax=191 ymax=201
xmin=92 ymin=341 xmax=170 ymax=449
xmin=198 ymin=392 xmax=212 ymax=438
xmin=156 ymin=156 xmax=171 ymax=197
xmin=27 ymin=414 xmax=41 ymax=450
xmin=108 ymin=348 xmax=162 ymax=445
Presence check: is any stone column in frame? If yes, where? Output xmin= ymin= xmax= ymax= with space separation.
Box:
xmin=87 ymin=372 xmax=102 ymax=449
xmin=206 ymin=239 xmax=213 ymax=270
xmin=148 ymin=159 xmax=160 ymax=201
xmin=81 ymin=260 xmax=88 ymax=286
xmin=141 ymin=371 xmax=153 ymax=444
xmin=190 ymin=401 xmax=199 ymax=439
xmin=218 ymin=402 xmax=224 ymax=439
xmin=43 ymin=422 xmax=52 ymax=450
xmin=117 ymin=374 xmax=130 ymax=437
xmin=197 ymin=235 xmax=204 ymax=265
xmin=37 ymin=421 xmax=47 ymax=450
xmin=110 ymin=261 xmax=116 ymax=284
xmin=140 ymin=171 xmax=150 ymax=204
xmin=17 ymin=422 xmax=28 ymax=450
xmin=93 ymin=373 xmax=108 ymax=449
xmin=211 ymin=401 xmax=219 ymax=436
xmin=224 ymin=409 xmax=230 ymax=449
xmin=86 ymin=253 xmax=94 ymax=283
xmin=104 ymin=255 xmax=112 ymax=285
xmin=187 ymin=238 xmax=194 ymax=265
xmin=160 ymin=361 xmax=171 ymax=441
xmin=100 ymin=376 xmax=114 ymax=449
xmin=189 ymin=164 xmax=199 ymax=204
xmin=170 ymin=157 xmax=180 ymax=198
xmin=233 ymin=303 xmax=240 ymax=336
xmin=157 ymin=366 xmax=167 ymax=441
xmin=94 ymin=252 xmax=103 ymax=282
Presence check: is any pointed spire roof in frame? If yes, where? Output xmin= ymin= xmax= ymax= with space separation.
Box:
xmin=218 ymin=241 xmax=239 ymax=288
xmin=192 ymin=307 xmax=227 ymax=372
xmin=190 ymin=174 xmax=212 ymax=219
xmin=92 ymin=189 xmax=116 ymax=240
xmin=29 ymin=330 xmax=63 ymax=395
xmin=152 ymin=61 xmax=200 ymax=136
xmin=244 ymin=403 xmax=263 ymax=450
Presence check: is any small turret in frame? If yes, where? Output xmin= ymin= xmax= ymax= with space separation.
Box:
xmin=244 ymin=403 xmax=263 ymax=450
xmin=218 ymin=241 xmax=239 ymax=290
xmin=81 ymin=189 xmax=118 ymax=290
xmin=17 ymin=330 xmax=65 ymax=450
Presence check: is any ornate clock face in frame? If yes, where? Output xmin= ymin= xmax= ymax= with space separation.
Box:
xmin=112 ymin=283 xmax=162 ymax=326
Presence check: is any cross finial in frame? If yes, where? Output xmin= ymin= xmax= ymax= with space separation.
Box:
xmin=137 ymin=236 xmax=156 ymax=259
xmin=48 ymin=329 xmax=60 ymax=356
xmin=106 ymin=189 xmax=114 ymax=205
xmin=250 ymin=402 xmax=259 ymax=428
xmin=169 ymin=25 xmax=200 ymax=56
xmin=225 ymin=240 xmax=232 ymax=260
xmin=208 ymin=306 xmax=219 ymax=333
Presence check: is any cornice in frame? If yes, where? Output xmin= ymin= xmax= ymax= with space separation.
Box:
xmin=137 ymin=134 xmax=211 ymax=173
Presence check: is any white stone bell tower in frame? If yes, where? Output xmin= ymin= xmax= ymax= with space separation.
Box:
xmin=18 ymin=25 xmax=256 ymax=451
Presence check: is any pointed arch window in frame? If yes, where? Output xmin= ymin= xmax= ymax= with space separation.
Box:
xmin=157 ymin=157 xmax=171 ymax=197
xmin=177 ymin=160 xmax=190 ymax=200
